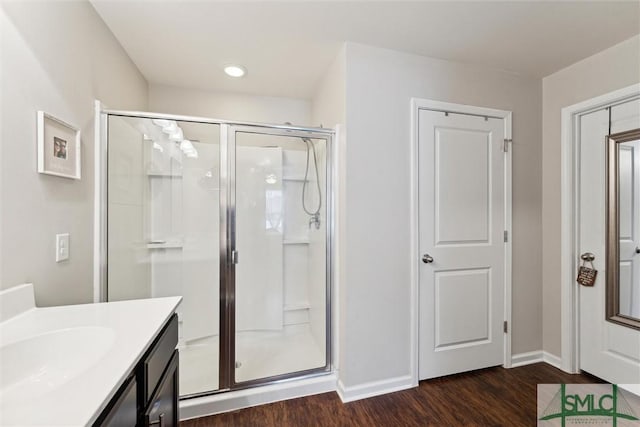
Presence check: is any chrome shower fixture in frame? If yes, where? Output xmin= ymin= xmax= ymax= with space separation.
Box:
xmin=302 ymin=136 xmax=322 ymax=230
xmin=284 ymin=123 xmax=322 ymax=230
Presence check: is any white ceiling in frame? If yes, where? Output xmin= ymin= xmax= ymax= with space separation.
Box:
xmin=91 ymin=1 xmax=640 ymax=99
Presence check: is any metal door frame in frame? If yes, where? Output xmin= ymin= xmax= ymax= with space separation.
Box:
xmin=96 ymin=104 xmax=334 ymax=397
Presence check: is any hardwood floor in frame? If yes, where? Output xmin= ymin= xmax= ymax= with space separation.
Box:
xmin=180 ymin=363 xmax=603 ymax=427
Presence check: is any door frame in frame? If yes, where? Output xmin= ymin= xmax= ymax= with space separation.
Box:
xmin=224 ymin=124 xmax=334 ymax=390
xmin=559 ymin=83 xmax=640 ymax=374
xmin=410 ymin=98 xmax=513 ymax=386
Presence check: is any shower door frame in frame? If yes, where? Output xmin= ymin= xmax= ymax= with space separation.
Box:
xmin=223 ymin=124 xmax=333 ymax=390
xmin=96 ymin=106 xmax=334 ymax=397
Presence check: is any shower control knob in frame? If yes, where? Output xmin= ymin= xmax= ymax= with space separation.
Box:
xmin=422 ymin=254 xmax=434 ymax=264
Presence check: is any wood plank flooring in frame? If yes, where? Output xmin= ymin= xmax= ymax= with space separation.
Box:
xmin=180 ymin=363 xmax=603 ymax=427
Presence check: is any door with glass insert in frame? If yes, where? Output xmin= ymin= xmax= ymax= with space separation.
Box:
xmin=229 ymin=127 xmax=330 ymax=385
xmin=106 ymin=116 xmax=221 ymax=396
xmin=106 ymin=117 xmax=331 ymax=396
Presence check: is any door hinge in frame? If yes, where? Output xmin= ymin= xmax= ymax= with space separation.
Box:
xmin=503 ymin=138 xmax=512 ymax=152
xmin=503 ymin=321 xmax=508 ymax=333
xmin=231 ymin=250 xmax=239 ymax=264
xmin=504 ymin=230 xmax=508 ymax=242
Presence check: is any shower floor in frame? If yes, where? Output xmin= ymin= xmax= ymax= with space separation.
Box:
xmin=179 ymin=324 xmax=325 ymax=396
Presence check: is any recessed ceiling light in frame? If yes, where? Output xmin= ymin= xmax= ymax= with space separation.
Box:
xmin=224 ymin=65 xmax=246 ymax=78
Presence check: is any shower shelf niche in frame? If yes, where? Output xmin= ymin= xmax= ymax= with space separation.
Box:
xmin=283 ymin=238 xmax=310 ymax=245
xmin=283 ymin=302 xmax=311 ymax=326
xmin=146 ymin=239 xmax=184 ymax=249
xmin=282 ymin=176 xmax=315 ymax=182
xmin=146 ymin=172 xmax=183 ymax=178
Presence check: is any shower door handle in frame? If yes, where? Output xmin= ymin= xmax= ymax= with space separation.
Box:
xmin=231 ymin=250 xmax=239 ymax=264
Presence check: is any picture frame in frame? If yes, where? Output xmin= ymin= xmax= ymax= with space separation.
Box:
xmin=37 ymin=111 xmax=81 ymax=179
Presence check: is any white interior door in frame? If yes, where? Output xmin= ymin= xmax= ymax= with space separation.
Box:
xmin=418 ymin=108 xmax=507 ymax=380
xmin=578 ymin=99 xmax=640 ymax=384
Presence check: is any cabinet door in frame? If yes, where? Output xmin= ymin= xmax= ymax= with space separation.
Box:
xmin=145 ymin=351 xmax=178 ymax=427
xmin=97 ymin=375 xmax=137 ymax=427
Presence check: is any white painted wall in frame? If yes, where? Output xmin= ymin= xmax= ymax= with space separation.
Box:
xmin=0 ymin=1 xmax=148 ymax=305
xmin=340 ymin=43 xmax=542 ymax=395
xmin=542 ymin=35 xmax=640 ymax=357
xmin=149 ymin=84 xmax=311 ymax=127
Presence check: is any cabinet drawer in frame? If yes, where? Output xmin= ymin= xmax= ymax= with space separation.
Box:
xmin=143 ymin=314 xmax=178 ymax=405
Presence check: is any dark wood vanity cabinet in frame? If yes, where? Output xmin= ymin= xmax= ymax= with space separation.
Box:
xmin=98 ymin=375 xmax=138 ymax=426
xmin=145 ymin=352 xmax=178 ymax=427
xmin=94 ymin=314 xmax=179 ymax=427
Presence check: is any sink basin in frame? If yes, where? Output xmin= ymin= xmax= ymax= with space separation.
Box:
xmin=0 ymin=326 xmax=116 ymax=403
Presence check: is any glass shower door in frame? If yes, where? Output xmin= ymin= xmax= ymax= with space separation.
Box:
xmin=105 ymin=114 xmax=332 ymax=395
xmin=230 ymin=128 xmax=330 ymax=385
xmin=106 ymin=116 xmax=221 ymax=396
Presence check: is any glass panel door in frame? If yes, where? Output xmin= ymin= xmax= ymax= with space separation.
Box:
xmin=107 ymin=116 xmax=221 ymax=396
xmin=231 ymin=128 xmax=330 ymax=385
xmin=106 ymin=116 xmax=332 ymax=395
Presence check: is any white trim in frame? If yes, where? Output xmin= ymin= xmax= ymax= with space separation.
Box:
xmin=180 ymin=373 xmax=337 ymax=420
xmin=503 ymin=111 xmax=513 ymax=369
xmin=410 ymin=98 xmax=513 ymax=382
xmin=336 ymin=375 xmax=414 ymax=403
xmin=543 ymin=351 xmax=563 ymax=370
xmin=410 ymin=99 xmax=420 ymax=387
xmin=332 ymin=124 xmax=343 ymax=373
xmin=93 ymin=100 xmax=103 ymax=303
xmin=559 ymin=84 xmax=640 ymax=374
xmin=511 ymin=351 xmax=543 ymax=367
xmin=510 ymin=350 xmax=562 ymax=370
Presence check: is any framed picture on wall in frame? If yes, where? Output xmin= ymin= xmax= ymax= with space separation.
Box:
xmin=37 ymin=111 xmax=81 ymax=179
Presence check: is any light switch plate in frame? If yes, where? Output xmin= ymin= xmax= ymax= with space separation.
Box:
xmin=56 ymin=233 xmax=69 ymax=262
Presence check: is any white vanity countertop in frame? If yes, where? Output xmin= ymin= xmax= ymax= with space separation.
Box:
xmin=0 ymin=286 xmax=181 ymax=426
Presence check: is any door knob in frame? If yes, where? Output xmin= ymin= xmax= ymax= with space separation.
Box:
xmin=636 ymin=247 xmax=640 ymax=254
xmin=580 ymin=252 xmax=595 ymax=262
xmin=422 ymin=254 xmax=434 ymax=264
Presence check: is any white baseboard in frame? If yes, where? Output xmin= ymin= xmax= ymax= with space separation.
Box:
xmin=511 ymin=351 xmax=544 ymax=367
xmin=179 ymin=373 xmax=337 ymax=421
xmin=510 ymin=350 xmax=563 ymax=370
xmin=336 ymin=375 xmax=415 ymax=403
xmin=542 ymin=351 xmax=562 ymax=370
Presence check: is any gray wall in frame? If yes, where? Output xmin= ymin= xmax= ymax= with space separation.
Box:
xmin=541 ymin=34 xmax=640 ymax=357
xmin=0 ymin=1 xmax=148 ymax=305
xmin=341 ymin=43 xmax=542 ymax=389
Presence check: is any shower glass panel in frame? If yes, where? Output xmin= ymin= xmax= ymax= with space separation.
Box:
xmin=233 ymin=130 xmax=328 ymax=384
xmin=106 ymin=116 xmax=221 ymax=396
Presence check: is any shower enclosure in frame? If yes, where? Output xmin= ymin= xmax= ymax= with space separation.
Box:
xmin=99 ymin=109 xmax=332 ymax=397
